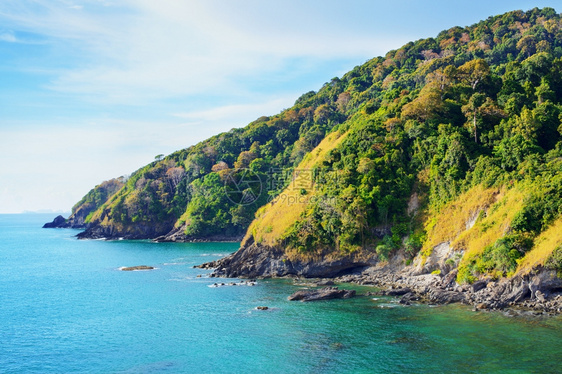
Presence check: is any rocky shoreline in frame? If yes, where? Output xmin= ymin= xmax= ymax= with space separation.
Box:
xmin=44 ymin=216 xmax=244 ymax=243
xmin=45 ymin=216 xmax=562 ymax=315
xmin=204 ymin=263 xmax=562 ymax=315
xmin=42 ymin=215 xmax=87 ymax=229
xmin=199 ymin=241 xmax=562 ymax=316
xmin=333 ymin=268 xmax=562 ymax=315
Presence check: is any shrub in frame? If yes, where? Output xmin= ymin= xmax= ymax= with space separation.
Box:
xmin=376 ymin=235 xmax=395 ymax=260
xmin=405 ymin=231 xmax=426 ymax=256
xmin=545 ymin=245 xmax=562 ymax=278
xmin=457 ymin=265 xmax=477 ymax=284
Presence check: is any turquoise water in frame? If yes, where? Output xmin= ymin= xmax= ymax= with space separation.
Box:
xmin=1 ymin=215 xmax=561 ymax=373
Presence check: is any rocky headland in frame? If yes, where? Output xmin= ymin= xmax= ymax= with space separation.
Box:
xmin=42 ymin=215 xmax=71 ymax=228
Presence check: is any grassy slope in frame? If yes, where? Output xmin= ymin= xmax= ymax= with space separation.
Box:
xmin=245 ymin=130 xmax=348 ymax=247
xmin=517 ymin=217 xmax=562 ymax=274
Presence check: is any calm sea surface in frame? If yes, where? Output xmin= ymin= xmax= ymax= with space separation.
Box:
xmin=1 ymin=214 xmax=561 ymax=373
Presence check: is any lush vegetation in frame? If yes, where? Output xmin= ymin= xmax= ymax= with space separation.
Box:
xmin=67 ymin=178 xmax=125 ymax=225
xmin=246 ymin=7 xmax=562 ymax=281
xmin=78 ymin=52 xmax=363 ymax=238
xmin=76 ymin=8 xmax=562 ymax=280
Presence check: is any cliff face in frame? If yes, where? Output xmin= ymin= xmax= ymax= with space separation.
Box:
xmin=210 ymin=240 xmax=375 ymax=279
xmin=213 ymin=184 xmax=562 ymax=281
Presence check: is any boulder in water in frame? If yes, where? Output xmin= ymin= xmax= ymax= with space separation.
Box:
xmin=288 ymin=287 xmax=356 ymax=302
xmin=121 ymin=265 xmax=154 ymax=271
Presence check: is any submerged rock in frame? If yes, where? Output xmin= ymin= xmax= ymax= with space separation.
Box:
xmin=288 ymin=287 xmax=356 ymax=302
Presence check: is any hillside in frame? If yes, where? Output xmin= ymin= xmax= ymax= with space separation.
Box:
xmin=204 ymin=7 xmax=562 ymax=309
xmin=48 ymin=8 xmax=562 ymax=307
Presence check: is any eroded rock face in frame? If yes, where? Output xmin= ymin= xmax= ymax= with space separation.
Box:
xmin=288 ymin=287 xmax=356 ymax=302
xmin=153 ymin=224 xmax=244 ymax=243
xmin=412 ymin=242 xmax=459 ymax=275
xmin=209 ymin=241 xmax=373 ymax=279
xmin=427 ymin=289 xmax=466 ymax=304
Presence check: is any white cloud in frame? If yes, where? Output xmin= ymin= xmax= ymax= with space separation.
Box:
xmin=0 ymin=119 xmax=181 ymax=213
xmin=174 ymin=97 xmax=295 ymax=123
xmin=0 ymin=0 xmax=416 ymax=213
xmin=0 ymin=31 xmax=17 ymax=42
xmin=0 ymin=0 xmax=407 ymax=104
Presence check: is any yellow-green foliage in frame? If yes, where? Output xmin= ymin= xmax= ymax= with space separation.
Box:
xmin=243 ymin=130 xmax=348 ymax=247
xmin=451 ymin=180 xmax=562 ymax=282
xmin=422 ymin=185 xmax=500 ymax=257
xmin=454 ymin=186 xmax=525 ymax=262
xmin=517 ymin=217 xmax=562 ymax=275
xmin=420 ymin=183 xmax=539 ymax=283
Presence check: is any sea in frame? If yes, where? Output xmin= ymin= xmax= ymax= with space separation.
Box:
xmin=1 ymin=214 xmax=561 ymax=374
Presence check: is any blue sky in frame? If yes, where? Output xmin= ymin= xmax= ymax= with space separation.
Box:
xmin=0 ymin=0 xmax=559 ymax=213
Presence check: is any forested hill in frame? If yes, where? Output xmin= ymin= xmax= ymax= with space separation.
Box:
xmin=50 ymin=8 xmax=562 ymax=283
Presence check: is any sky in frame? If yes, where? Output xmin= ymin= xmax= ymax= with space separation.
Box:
xmin=0 ymin=0 xmax=559 ymax=214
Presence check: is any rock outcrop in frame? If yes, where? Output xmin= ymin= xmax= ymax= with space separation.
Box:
xmin=153 ymin=224 xmax=244 ymax=243
xmin=43 ymin=178 xmax=125 ymax=230
xmin=208 ymin=239 xmax=373 ymax=279
xmin=42 ymin=215 xmax=68 ymax=228
xmin=77 ymin=221 xmax=174 ymax=240
xmin=336 ymin=266 xmax=562 ymax=314
xmin=288 ymin=287 xmax=356 ymax=302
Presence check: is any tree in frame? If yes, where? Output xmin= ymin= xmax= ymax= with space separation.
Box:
xmin=461 ymin=93 xmax=486 ymax=142
xmin=402 ymin=84 xmax=445 ymax=122
xmin=234 ymin=151 xmax=257 ymax=169
xmin=517 ymin=35 xmax=536 ymax=57
xmin=457 ymin=59 xmax=490 ymax=91
xmin=336 ymin=92 xmax=351 ymax=113
xmin=425 ymin=67 xmax=454 ymax=91
xmin=165 ymin=167 xmax=186 ymax=191
xmin=211 ymin=161 xmax=229 ymax=172
xmin=314 ymin=104 xmax=334 ymax=124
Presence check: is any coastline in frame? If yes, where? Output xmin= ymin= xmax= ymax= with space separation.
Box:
xmin=199 ymin=242 xmax=562 ymax=316
xmin=202 ymin=265 xmax=562 ymax=315
xmin=332 ymin=268 xmax=562 ymax=316
xmin=46 ymin=223 xmax=562 ymax=316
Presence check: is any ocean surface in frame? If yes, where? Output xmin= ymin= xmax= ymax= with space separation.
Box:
xmin=1 ymin=214 xmax=561 ymax=374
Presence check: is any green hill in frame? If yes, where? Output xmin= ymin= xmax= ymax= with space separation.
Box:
xmin=56 ymin=7 xmax=562 ymax=285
